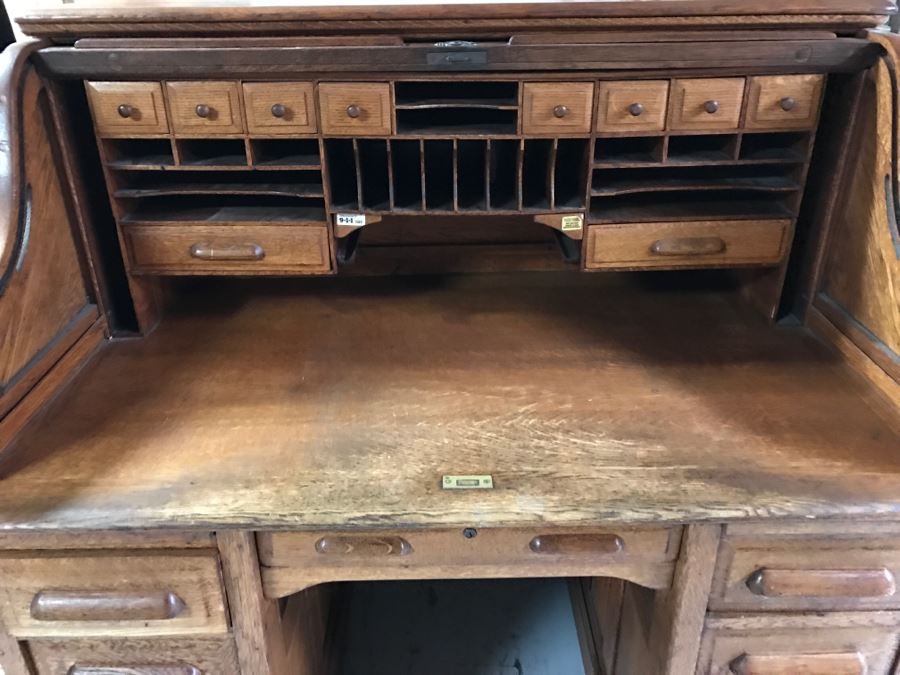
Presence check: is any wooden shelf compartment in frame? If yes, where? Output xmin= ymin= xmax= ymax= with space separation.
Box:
xmin=589 ymin=190 xmax=796 ymax=224
xmin=103 ymin=138 xmax=176 ymax=169
xmin=590 ymin=165 xmax=802 ymax=198
xmin=394 ymin=81 xmax=519 ymax=135
xmin=176 ymin=138 xmax=249 ymax=167
xmin=113 ymin=170 xmax=324 ymax=199
xmin=738 ymin=131 xmax=811 ymax=162
xmin=249 ymin=138 xmax=321 ymax=168
xmin=665 ymin=134 xmax=738 ymax=163
xmin=594 ymin=136 xmax=664 ymax=166
xmin=120 ymin=195 xmax=327 ymax=225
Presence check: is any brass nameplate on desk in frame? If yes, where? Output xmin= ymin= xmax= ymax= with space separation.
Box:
xmin=443 ymin=475 xmax=494 ymax=490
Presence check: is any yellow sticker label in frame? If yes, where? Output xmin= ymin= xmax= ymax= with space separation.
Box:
xmin=442 ymin=475 xmax=494 ymax=490
xmin=560 ymin=215 xmax=583 ymax=232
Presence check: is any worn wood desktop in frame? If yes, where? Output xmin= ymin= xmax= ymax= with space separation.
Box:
xmin=1 ymin=1 xmax=899 ymax=674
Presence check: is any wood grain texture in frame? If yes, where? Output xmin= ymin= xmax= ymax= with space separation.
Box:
xmin=28 ymin=636 xmax=239 ymax=675
xmin=521 ymin=82 xmax=594 ymax=135
xmin=242 ymin=81 xmax=316 ymax=136
xmin=596 ymin=80 xmax=669 ymax=133
xmin=668 ymin=78 xmax=745 ymax=131
xmin=0 ymin=620 xmax=28 ymax=675
xmin=85 ymin=82 xmax=169 ymax=137
xmin=318 ymin=82 xmax=391 ymax=136
xmin=0 ymin=531 xmax=214 ymax=551
xmin=0 ymin=273 xmax=897 ymax=532
xmin=165 ymin=81 xmax=244 ymax=136
xmin=698 ymin=612 xmax=900 ymax=675
xmin=744 ymin=74 xmax=825 ymax=130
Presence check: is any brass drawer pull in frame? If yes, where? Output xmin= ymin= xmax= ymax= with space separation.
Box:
xmin=729 ymin=652 xmax=865 ymax=675
xmin=194 ymin=103 xmax=211 ymax=118
xmin=117 ymin=104 xmax=134 ymax=119
xmin=650 ymin=237 xmax=726 ymax=256
xmin=780 ymin=96 xmax=796 ymax=111
xmin=529 ymin=533 xmax=624 ymax=555
xmin=553 ymin=104 xmax=569 ymax=118
xmin=189 ymin=243 xmax=265 ymax=261
xmin=31 ymin=590 xmax=186 ymax=622
xmin=746 ymin=567 xmax=896 ymax=598
xmin=315 ymin=535 xmax=412 ymax=557
xmin=270 ymin=103 xmax=287 ymax=118
xmin=69 ymin=666 xmax=201 ymax=675
xmin=628 ymin=102 xmax=644 ymax=116
xmin=704 ymin=99 xmax=720 ymax=114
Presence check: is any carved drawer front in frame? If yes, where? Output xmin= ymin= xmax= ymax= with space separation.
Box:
xmin=86 ymin=82 xmax=169 ymax=136
xmin=29 ymin=637 xmax=239 ymax=675
xmin=522 ymin=82 xmax=594 ymax=135
xmin=125 ymin=225 xmax=331 ymax=275
xmin=711 ymin=526 xmax=900 ymax=612
xmin=318 ymin=82 xmax=392 ymax=136
xmin=0 ymin=554 xmax=228 ymax=638
xmin=243 ymin=82 xmax=317 ymax=135
xmin=595 ymin=81 xmax=669 ymax=133
xmin=668 ymin=78 xmax=745 ymax=131
xmin=745 ymin=75 xmax=825 ymax=130
xmin=584 ymin=220 xmax=791 ymax=270
xmin=165 ymin=81 xmax=244 ymax=135
xmin=257 ymin=526 xmax=681 ymax=598
xmin=698 ymin=613 xmax=900 ymax=675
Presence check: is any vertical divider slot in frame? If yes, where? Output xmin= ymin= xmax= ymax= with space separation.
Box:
xmin=351 ymin=138 xmax=364 ymax=211
xmin=489 ymin=139 xmax=519 ymax=211
xmin=523 ymin=139 xmax=553 ymax=209
xmin=358 ymin=139 xmax=391 ymax=210
xmin=457 ymin=140 xmax=487 ymax=211
xmin=424 ymin=140 xmax=454 ymax=211
xmin=324 ymin=139 xmax=360 ymax=211
xmin=555 ymin=139 xmax=590 ymax=210
xmin=390 ymin=140 xmax=424 ymax=210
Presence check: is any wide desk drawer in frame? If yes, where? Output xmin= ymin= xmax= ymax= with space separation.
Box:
xmin=698 ymin=613 xmax=900 ymax=675
xmin=584 ymin=220 xmax=791 ymax=270
xmin=711 ymin=524 xmax=900 ymax=612
xmin=125 ymin=224 xmax=331 ymax=275
xmin=0 ymin=553 xmax=228 ymax=639
xmin=29 ymin=637 xmax=239 ymax=675
xmin=258 ymin=526 xmax=681 ymax=598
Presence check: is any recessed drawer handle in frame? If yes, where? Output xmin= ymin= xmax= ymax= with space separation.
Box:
xmin=69 ymin=666 xmax=201 ymax=675
xmin=650 ymin=237 xmax=726 ymax=256
xmin=31 ymin=590 xmax=186 ymax=622
xmin=729 ymin=652 xmax=866 ymax=675
xmin=529 ymin=534 xmax=624 ymax=555
xmin=189 ymin=243 xmax=265 ymax=261
xmin=746 ymin=567 xmax=896 ymax=598
xmin=315 ymin=535 xmax=412 ymax=557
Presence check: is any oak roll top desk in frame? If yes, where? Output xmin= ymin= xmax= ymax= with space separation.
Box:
xmin=0 ymin=1 xmax=899 ymax=674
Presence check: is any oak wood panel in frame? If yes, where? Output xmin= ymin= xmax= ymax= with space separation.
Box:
xmin=242 ymin=81 xmax=316 ymax=136
xmin=584 ymin=220 xmax=791 ymax=270
xmin=258 ymin=526 xmax=680 ymax=597
xmin=318 ymin=82 xmax=391 ymax=136
xmin=0 ymin=531 xmax=215 ymax=551
xmin=124 ymin=225 xmax=331 ymax=275
xmin=85 ymin=82 xmax=169 ymax=137
xmin=596 ymin=80 xmax=669 ymax=133
xmin=521 ymin=82 xmax=594 ymax=135
xmin=744 ymin=74 xmax=825 ymax=130
xmin=28 ymin=637 xmax=239 ymax=675
xmin=165 ymin=81 xmax=244 ymax=135
xmin=0 ymin=274 xmax=896 ymax=532
xmin=0 ymin=620 xmax=28 ymax=675
xmin=697 ymin=612 xmax=900 ymax=675
xmin=0 ymin=553 xmax=228 ymax=638
xmin=668 ymin=78 xmax=745 ymax=131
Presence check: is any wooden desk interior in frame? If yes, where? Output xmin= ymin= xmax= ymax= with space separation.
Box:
xmin=1 ymin=272 xmax=896 ymax=532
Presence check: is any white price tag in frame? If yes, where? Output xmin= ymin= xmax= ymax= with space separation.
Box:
xmin=335 ymin=213 xmax=366 ymax=227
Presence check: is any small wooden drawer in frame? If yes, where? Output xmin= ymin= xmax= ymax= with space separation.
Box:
xmin=125 ymin=224 xmax=332 ymax=275
xmin=698 ymin=613 xmax=900 ymax=675
xmin=243 ymin=82 xmax=317 ymax=135
xmin=595 ymin=81 xmax=669 ymax=133
xmin=711 ymin=523 xmax=900 ymax=612
xmin=257 ymin=526 xmax=681 ymax=598
xmin=85 ymin=82 xmax=169 ymax=136
xmin=165 ymin=81 xmax=244 ymax=135
xmin=318 ymin=82 xmax=392 ymax=136
xmin=584 ymin=220 xmax=791 ymax=270
xmin=0 ymin=553 xmax=228 ymax=638
xmin=29 ymin=637 xmax=239 ymax=675
xmin=668 ymin=78 xmax=745 ymax=131
xmin=522 ymin=82 xmax=594 ymax=135
xmin=745 ymin=75 xmax=825 ymax=130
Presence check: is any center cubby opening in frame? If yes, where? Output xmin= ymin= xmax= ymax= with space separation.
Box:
xmin=176 ymin=138 xmax=249 ymax=167
xmin=395 ymin=81 xmax=519 ymax=134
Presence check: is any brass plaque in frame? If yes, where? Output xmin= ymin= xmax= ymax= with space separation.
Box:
xmin=442 ymin=475 xmax=494 ymax=490
xmin=561 ymin=214 xmax=583 ymax=232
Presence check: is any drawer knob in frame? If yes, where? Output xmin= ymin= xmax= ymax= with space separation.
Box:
xmin=529 ymin=533 xmax=624 ymax=555
xmin=346 ymin=104 xmax=362 ymax=119
xmin=704 ymin=99 xmax=720 ymax=114
xmin=628 ymin=102 xmax=644 ymax=117
xmin=189 ymin=243 xmax=265 ymax=261
xmin=271 ymin=103 xmax=287 ymax=118
xmin=780 ymin=96 xmax=797 ymax=111
xmin=195 ymin=103 xmax=211 ymax=118
xmin=315 ymin=535 xmax=412 ymax=557
xmin=116 ymin=104 xmax=134 ymax=119
xmin=31 ymin=590 xmax=185 ymax=622
xmin=746 ymin=567 xmax=896 ymax=598
xmin=729 ymin=652 xmax=866 ymax=675
xmin=69 ymin=667 xmax=201 ymax=675
xmin=553 ymin=104 xmax=569 ymax=118
xmin=650 ymin=237 xmax=726 ymax=257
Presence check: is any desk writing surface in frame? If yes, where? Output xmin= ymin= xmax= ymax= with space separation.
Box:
xmin=0 ymin=273 xmax=897 ymax=532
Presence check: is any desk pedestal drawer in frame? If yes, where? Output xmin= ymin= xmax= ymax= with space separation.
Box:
xmin=698 ymin=613 xmax=900 ymax=675
xmin=125 ymin=225 xmax=332 ymax=275
xmin=257 ymin=526 xmax=681 ymax=598
xmin=29 ymin=637 xmax=239 ymax=675
xmin=584 ymin=220 xmax=790 ymax=270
